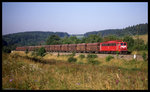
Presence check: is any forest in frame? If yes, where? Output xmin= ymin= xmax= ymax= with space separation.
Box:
xmin=84 ymin=23 xmax=148 ymax=37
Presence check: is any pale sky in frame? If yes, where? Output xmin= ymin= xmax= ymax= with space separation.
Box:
xmin=2 ymin=2 xmax=148 ymax=35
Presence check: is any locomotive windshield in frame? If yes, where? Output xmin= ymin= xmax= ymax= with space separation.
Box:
xmin=124 ymin=43 xmax=126 ymax=45
xmin=121 ymin=43 xmax=123 ymax=45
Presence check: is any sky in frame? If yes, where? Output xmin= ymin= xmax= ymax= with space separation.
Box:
xmin=2 ymin=2 xmax=148 ymax=35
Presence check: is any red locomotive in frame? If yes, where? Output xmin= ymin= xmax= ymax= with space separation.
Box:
xmin=100 ymin=40 xmax=127 ymax=54
xmin=16 ymin=40 xmax=128 ymax=54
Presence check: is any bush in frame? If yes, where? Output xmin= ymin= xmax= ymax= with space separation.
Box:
xmin=79 ymin=54 xmax=85 ymax=59
xmin=37 ymin=47 xmax=46 ymax=57
xmin=3 ymin=47 xmax=11 ymax=53
xmin=57 ymin=52 xmax=60 ymax=57
xmin=88 ymin=59 xmax=100 ymax=65
xmin=71 ymin=51 xmax=76 ymax=57
xmin=78 ymin=61 xmax=84 ymax=64
xmin=87 ymin=54 xmax=98 ymax=59
xmin=142 ymin=52 xmax=147 ymax=61
xmin=68 ymin=57 xmax=77 ymax=62
xmin=116 ymin=51 xmax=119 ymax=59
xmin=106 ymin=55 xmax=114 ymax=62
xmin=25 ymin=49 xmax=29 ymax=55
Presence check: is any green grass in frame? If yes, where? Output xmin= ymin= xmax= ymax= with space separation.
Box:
xmin=2 ymin=51 xmax=148 ymax=90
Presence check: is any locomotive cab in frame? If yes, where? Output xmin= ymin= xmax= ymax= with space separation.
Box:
xmin=119 ymin=42 xmax=128 ymax=54
xmin=120 ymin=42 xmax=127 ymax=50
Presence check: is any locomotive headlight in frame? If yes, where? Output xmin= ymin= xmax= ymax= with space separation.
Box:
xmin=121 ymin=46 xmax=126 ymax=49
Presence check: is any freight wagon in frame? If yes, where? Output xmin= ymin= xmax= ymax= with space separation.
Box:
xmin=68 ymin=44 xmax=77 ymax=52
xmin=16 ymin=40 xmax=128 ymax=54
xmin=86 ymin=43 xmax=100 ymax=53
xmin=77 ymin=43 xmax=87 ymax=53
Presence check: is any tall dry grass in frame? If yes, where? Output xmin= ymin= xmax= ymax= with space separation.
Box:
xmin=2 ymin=51 xmax=148 ymax=90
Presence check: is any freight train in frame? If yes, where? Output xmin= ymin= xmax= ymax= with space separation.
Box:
xmin=16 ymin=40 xmax=128 ymax=54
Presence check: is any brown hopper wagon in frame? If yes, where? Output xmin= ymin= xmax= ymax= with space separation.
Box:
xmin=77 ymin=43 xmax=87 ymax=53
xmin=61 ymin=44 xmax=68 ymax=52
xmin=44 ymin=45 xmax=50 ymax=52
xmin=86 ymin=43 xmax=100 ymax=53
xmin=68 ymin=44 xmax=77 ymax=52
xmin=50 ymin=45 xmax=55 ymax=52
xmin=54 ymin=45 xmax=61 ymax=52
xmin=31 ymin=46 xmax=35 ymax=51
xmin=28 ymin=46 xmax=35 ymax=51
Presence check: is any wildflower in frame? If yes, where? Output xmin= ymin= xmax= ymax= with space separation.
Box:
xmin=76 ymin=83 xmax=80 ymax=85
xmin=116 ymin=80 xmax=119 ymax=85
xmin=9 ymin=79 xmax=13 ymax=82
xmin=128 ymin=76 xmax=131 ymax=79
xmin=138 ymin=72 xmax=141 ymax=75
xmin=141 ymin=78 xmax=144 ymax=81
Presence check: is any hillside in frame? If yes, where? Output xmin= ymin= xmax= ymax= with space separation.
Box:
xmin=2 ymin=31 xmax=69 ymax=49
xmin=132 ymin=34 xmax=148 ymax=44
xmin=84 ymin=23 xmax=148 ymax=37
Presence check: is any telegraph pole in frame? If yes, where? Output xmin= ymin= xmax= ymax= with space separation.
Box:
xmin=128 ymin=31 xmax=137 ymax=60
xmin=136 ymin=28 xmax=139 ymax=61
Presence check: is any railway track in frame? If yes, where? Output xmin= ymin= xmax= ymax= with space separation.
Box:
xmin=47 ymin=52 xmax=144 ymax=61
xmin=12 ymin=51 xmax=144 ymax=61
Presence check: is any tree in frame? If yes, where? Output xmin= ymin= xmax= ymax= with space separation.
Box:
xmin=103 ymin=35 xmax=119 ymax=42
xmin=133 ymin=38 xmax=145 ymax=51
xmin=46 ymin=35 xmax=61 ymax=45
xmin=61 ymin=36 xmax=70 ymax=44
xmin=69 ymin=36 xmax=81 ymax=44
xmin=37 ymin=47 xmax=46 ymax=57
xmin=123 ymin=35 xmax=134 ymax=51
xmin=2 ymin=46 xmax=11 ymax=53
xmin=84 ymin=34 xmax=103 ymax=43
xmin=25 ymin=49 xmax=29 ymax=55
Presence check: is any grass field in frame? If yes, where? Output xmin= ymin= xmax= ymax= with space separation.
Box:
xmin=2 ymin=51 xmax=148 ymax=90
xmin=133 ymin=34 xmax=148 ymax=44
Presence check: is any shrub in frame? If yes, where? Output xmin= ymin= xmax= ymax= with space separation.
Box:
xmin=31 ymin=51 xmax=36 ymax=57
xmin=57 ymin=52 xmax=60 ymax=57
xmin=88 ymin=59 xmax=100 ymax=65
xmin=68 ymin=57 xmax=77 ymax=62
xmin=71 ymin=51 xmax=76 ymax=57
xmin=87 ymin=54 xmax=98 ymax=59
xmin=3 ymin=47 xmax=11 ymax=53
xmin=37 ymin=47 xmax=46 ymax=57
xmin=142 ymin=52 xmax=147 ymax=61
xmin=79 ymin=54 xmax=85 ymax=59
xmin=78 ymin=61 xmax=84 ymax=64
xmin=25 ymin=49 xmax=29 ymax=55
xmin=106 ymin=55 xmax=114 ymax=62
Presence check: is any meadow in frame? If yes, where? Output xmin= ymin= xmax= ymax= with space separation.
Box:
xmin=2 ymin=51 xmax=148 ymax=90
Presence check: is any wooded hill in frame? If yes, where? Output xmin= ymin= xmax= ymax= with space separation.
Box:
xmin=2 ymin=31 xmax=69 ymax=50
xmin=2 ymin=23 xmax=148 ymax=50
xmin=84 ymin=23 xmax=148 ymax=37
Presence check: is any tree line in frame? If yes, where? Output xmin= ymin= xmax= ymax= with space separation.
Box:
xmin=46 ymin=34 xmax=148 ymax=52
xmin=84 ymin=23 xmax=148 ymax=37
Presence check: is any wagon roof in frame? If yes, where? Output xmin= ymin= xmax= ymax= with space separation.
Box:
xmin=87 ymin=43 xmax=100 ymax=45
xmin=77 ymin=43 xmax=87 ymax=45
xmin=68 ymin=44 xmax=77 ymax=46
xmin=62 ymin=44 xmax=68 ymax=46
xmin=55 ymin=45 xmax=61 ymax=46
xmin=101 ymin=40 xmax=123 ymax=43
